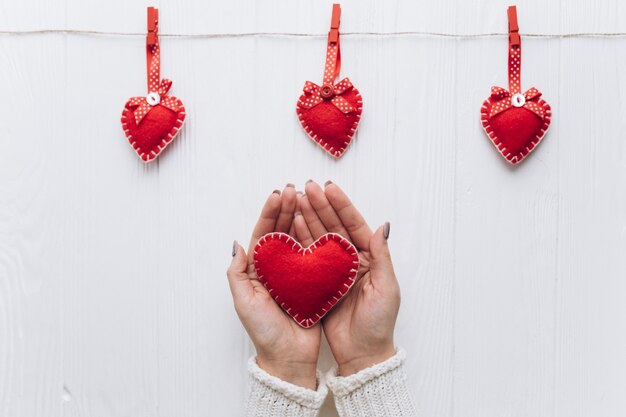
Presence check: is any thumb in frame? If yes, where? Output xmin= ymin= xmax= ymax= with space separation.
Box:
xmin=226 ymin=240 xmax=253 ymax=303
xmin=369 ymin=222 xmax=396 ymax=285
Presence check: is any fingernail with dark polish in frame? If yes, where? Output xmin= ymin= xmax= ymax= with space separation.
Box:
xmin=324 ymin=180 xmax=333 ymax=187
xmin=296 ymin=191 xmax=303 ymax=196
xmin=272 ymin=189 xmax=281 ymax=195
xmin=383 ymin=222 xmax=391 ymax=240
xmin=232 ymin=240 xmax=238 ymax=257
xmin=286 ymin=183 xmax=295 ymax=188
xmin=306 ymin=179 xmax=314 ymax=185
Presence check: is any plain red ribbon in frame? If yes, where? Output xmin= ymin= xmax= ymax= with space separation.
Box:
xmin=298 ymin=4 xmax=356 ymax=114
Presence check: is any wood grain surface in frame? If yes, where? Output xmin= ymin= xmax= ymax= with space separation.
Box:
xmin=1 ymin=0 xmax=625 ymax=416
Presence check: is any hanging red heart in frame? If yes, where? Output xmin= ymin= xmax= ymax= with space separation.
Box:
xmin=296 ymin=4 xmax=363 ymax=158
xmin=253 ymin=233 xmax=359 ymax=328
xmin=120 ymin=7 xmax=186 ymax=163
xmin=480 ymin=6 xmax=551 ymax=165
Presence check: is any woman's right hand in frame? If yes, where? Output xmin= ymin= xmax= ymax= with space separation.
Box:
xmin=227 ymin=185 xmax=322 ymax=390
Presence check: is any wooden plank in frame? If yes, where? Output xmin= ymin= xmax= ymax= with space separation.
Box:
xmin=1 ymin=0 xmax=626 ymax=416
xmin=453 ymin=35 xmax=561 ymax=417
xmin=0 ymin=35 xmax=68 ymax=417
xmin=554 ymin=37 xmax=626 ymax=417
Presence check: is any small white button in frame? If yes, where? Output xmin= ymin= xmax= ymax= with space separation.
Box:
xmin=146 ymin=92 xmax=161 ymax=106
xmin=511 ymin=93 xmax=525 ymax=107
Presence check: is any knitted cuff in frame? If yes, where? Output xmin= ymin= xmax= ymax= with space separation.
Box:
xmin=326 ymin=349 xmax=417 ymax=417
xmin=245 ymin=357 xmax=327 ymax=417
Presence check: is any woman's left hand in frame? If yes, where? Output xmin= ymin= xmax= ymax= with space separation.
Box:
xmin=294 ymin=181 xmax=400 ymax=376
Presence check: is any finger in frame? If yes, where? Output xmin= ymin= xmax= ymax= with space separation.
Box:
xmin=294 ymin=209 xmax=315 ymax=247
xmin=324 ymin=181 xmax=373 ymax=251
xmin=248 ymin=190 xmax=282 ymax=259
xmin=275 ymin=183 xmax=297 ymax=233
xmin=304 ymin=180 xmax=350 ymax=239
xmin=369 ymin=222 xmax=397 ymax=287
xmin=288 ymin=191 xmax=303 ymax=238
xmin=227 ymin=241 xmax=253 ymax=304
xmin=299 ymin=192 xmax=327 ymax=239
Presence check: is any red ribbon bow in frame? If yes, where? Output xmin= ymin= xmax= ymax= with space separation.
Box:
xmin=489 ymin=86 xmax=545 ymax=119
xmin=298 ymin=78 xmax=356 ymax=114
xmin=128 ymin=79 xmax=182 ymax=125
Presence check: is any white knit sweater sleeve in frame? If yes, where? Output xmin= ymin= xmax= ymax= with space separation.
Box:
xmin=325 ymin=349 xmax=417 ymax=417
xmin=245 ymin=357 xmax=328 ymax=417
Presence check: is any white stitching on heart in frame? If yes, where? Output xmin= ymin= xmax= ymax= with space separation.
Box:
xmin=121 ymin=98 xmax=186 ymax=163
xmin=480 ymin=97 xmax=551 ymax=165
xmin=296 ymin=89 xmax=363 ymax=158
xmin=253 ymin=232 xmax=360 ymax=328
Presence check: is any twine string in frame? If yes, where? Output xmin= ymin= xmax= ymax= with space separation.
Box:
xmin=1 ymin=29 xmax=626 ymax=39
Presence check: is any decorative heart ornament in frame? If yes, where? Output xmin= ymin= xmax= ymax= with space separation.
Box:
xmin=253 ymin=233 xmax=359 ymax=328
xmin=120 ymin=7 xmax=186 ymax=163
xmin=480 ymin=6 xmax=551 ymax=165
xmin=296 ymin=4 xmax=363 ymax=158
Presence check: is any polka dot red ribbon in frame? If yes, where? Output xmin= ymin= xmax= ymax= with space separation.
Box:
xmin=487 ymin=6 xmax=544 ymax=121
xmin=324 ymin=4 xmax=342 ymax=86
xmin=128 ymin=79 xmax=181 ymax=124
xmin=298 ymin=79 xmax=356 ymax=113
xmin=128 ymin=7 xmax=182 ymax=125
xmin=489 ymin=86 xmax=545 ymax=118
xmin=507 ymin=6 xmax=522 ymax=95
xmin=297 ymin=4 xmax=356 ymax=114
xmin=480 ymin=5 xmax=552 ymax=165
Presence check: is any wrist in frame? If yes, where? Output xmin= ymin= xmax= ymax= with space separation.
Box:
xmin=256 ymin=356 xmax=318 ymax=390
xmin=337 ymin=344 xmax=396 ymax=376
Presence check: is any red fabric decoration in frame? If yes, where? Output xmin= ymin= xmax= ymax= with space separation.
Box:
xmin=121 ymin=7 xmax=186 ymax=163
xmin=253 ymin=233 xmax=359 ymax=328
xmin=481 ymin=6 xmax=551 ymax=165
xmin=296 ymin=4 xmax=363 ymax=158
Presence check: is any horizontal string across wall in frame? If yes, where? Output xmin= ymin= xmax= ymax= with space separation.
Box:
xmin=1 ymin=29 xmax=626 ymax=39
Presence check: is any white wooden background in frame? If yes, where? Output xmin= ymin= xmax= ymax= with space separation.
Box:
xmin=1 ymin=0 xmax=626 ymax=416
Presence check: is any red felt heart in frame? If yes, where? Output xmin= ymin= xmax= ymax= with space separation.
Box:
xmin=121 ymin=96 xmax=186 ymax=163
xmin=481 ymin=93 xmax=551 ymax=164
xmin=253 ymin=232 xmax=359 ymax=328
xmin=296 ymin=84 xmax=362 ymax=158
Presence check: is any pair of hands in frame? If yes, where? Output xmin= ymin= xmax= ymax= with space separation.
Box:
xmin=227 ymin=181 xmax=400 ymax=389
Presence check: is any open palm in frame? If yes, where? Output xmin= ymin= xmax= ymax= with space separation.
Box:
xmin=227 ymin=186 xmax=321 ymax=388
xmin=294 ymin=181 xmax=400 ymax=375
